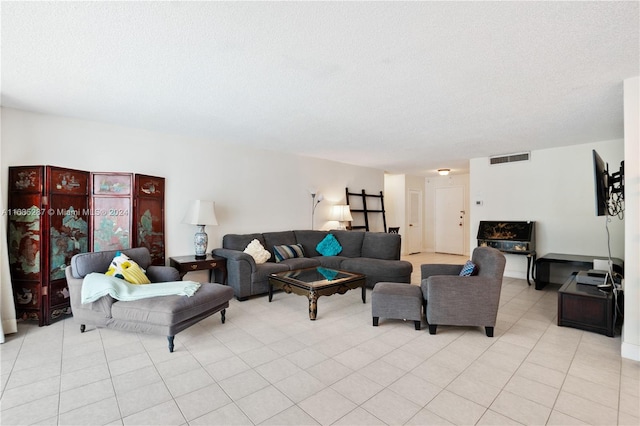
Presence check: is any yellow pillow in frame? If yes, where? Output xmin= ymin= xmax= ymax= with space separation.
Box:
xmin=106 ymin=252 xmax=150 ymax=284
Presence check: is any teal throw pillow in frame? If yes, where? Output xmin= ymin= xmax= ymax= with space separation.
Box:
xmin=316 ymin=233 xmax=343 ymax=256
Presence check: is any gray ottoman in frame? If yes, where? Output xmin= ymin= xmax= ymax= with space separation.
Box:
xmin=372 ymin=282 xmax=423 ymax=330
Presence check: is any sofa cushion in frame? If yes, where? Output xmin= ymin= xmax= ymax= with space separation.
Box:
xmin=280 ymin=257 xmax=321 ymax=269
xmin=329 ymin=230 xmax=364 ymax=257
xmin=315 ymin=255 xmax=348 ymax=270
xmin=316 ymin=233 xmax=343 ymax=256
xmin=294 ymin=230 xmax=327 ymax=258
xmin=110 ymin=283 xmax=233 ymax=327
xmin=274 ymin=244 xmax=305 ymax=262
xmin=361 ymin=232 xmax=401 ymax=260
xmin=223 ymin=233 xmax=265 ymax=252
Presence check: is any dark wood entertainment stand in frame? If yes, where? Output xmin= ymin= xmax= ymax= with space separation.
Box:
xmin=535 ymin=253 xmax=624 ymax=290
xmin=557 ymin=275 xmax=620 ymax=337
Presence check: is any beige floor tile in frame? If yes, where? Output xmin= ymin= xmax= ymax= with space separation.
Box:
xmin=59 ymin=378 xmax=115 ymax=414
xmin=427 ymin=389 xmax=487 ymax=425
xmin=405 ymin=407 xmax=454 ymax=425
xmin=273 ymin=370 xmax=326 ymax=404
xmin=330 ymin=371 xmax=384 ymax=405
xmin=254 ymin=357 xmax=302 ymax=383
xmin=174 ymin=383 xmax=231 ymax=421
xmin=260 ymin=405 xmax=320 ymax=425
xmin=0 ymin=375 xmax=60 ymax=411
xmin=164 ymin=367 xmax=215 ymax=397
xmin=116 ymin=380 xmax=173 ymax=418
xmin=561 ymin=374 xmax=619 ymax=410
xmin=235 ymin=385 xmax=293 ymax=424
xmin=332 ymin=406 xmax=386 ymax=425
xmin=514 ymin=361 xmax=567 ymax=389
xmin=546 ymin=410 xmax=585 ymax=425
xmin=446 ymin=372 xmax=502 ymax=407
xmin=476 ymin=409 xmax=525 ymax=425
xmin=122 ymin=400 xmax=186 ymax=426
xmin=388 ymin=372 xmax=442 ymax=406
xmin=218 ymin=369 xmax=270 ymax=400
xmin=298 ymin=387 xmax=357 ymax=425
xmin=361 ymin=388 xmax=422 ymax=425
xmin=111 ymin=365 xmax=162 ymax=395
xmin=490 ymin=390 xmax=551 ymax=425
xmin=357 ymin=358 xmax=406 ymax=387
xmin=504 ymin=374 xmax=560 ymax=408
xmin=306 ymin=358 xmax=353 ymax=385
xmin=60 ymin=363 xmax=111 ymax=392
xmin=0 ymin=393 xmax=59 ymax=425
xmin=57 ymin=396 xmax=121 ymax=425
xmin=204 ymin=355 xmax=251 ymax=381
xmin=553 ymin=390 xmax=619 ymax=425
xmin=189 ymin=402 xmax=251 ymax=425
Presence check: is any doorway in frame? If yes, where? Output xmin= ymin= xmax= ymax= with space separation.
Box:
xmin=407 ymin=189 xmax=422 ymax=254
xmin=435 ymin=186 xmax=465 ymax=255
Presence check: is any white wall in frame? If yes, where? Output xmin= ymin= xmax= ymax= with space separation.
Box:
xmin=1 ymin=108 xmax=384 ymax=260
xmin=424 ymin=174 xmax=471 ymax=256
xmin=622 ymin=76 xmax=639 ymax=361
xmin=469 ymin=142 xmax=625 ymax=280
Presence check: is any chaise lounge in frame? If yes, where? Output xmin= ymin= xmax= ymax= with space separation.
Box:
xmin=65 ymin=247 xmax=234 ymax=352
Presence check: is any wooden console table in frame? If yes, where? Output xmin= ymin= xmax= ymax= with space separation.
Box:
xmin=535 ymin=253 xmax=624 ymax=290
xmin=557 ymin=275 xmax=619 ymax=337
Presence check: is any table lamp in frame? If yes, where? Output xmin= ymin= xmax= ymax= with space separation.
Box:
xmin=331 ymin=204 xmax=353 ymax=230
xmin=182 ymin=200 xmax=218 ymax=259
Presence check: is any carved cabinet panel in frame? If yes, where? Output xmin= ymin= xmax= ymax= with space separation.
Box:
xmin=8 ymin=166 xmax=90 ymax=325
xmin=7 ymin=167 xmax=165 ymax=326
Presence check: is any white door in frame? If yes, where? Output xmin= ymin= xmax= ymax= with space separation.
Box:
xmin=407 ymin=189 xmax=422 ymax=254
xmin=435 ymin=186 xmax=465 ymax=255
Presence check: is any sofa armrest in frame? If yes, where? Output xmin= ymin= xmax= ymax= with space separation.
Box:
xmin=147 ymin=265 xmax=181 ymax=282
xmin=65 ymin=266 xmax=115 ymax=326
xmin=421 ymin=264 xmax=463 ymax=279
xmin=213 ymin=248 xmax=257 ymax=268
xmin=212 ymin=248 xmax=257 ymax=299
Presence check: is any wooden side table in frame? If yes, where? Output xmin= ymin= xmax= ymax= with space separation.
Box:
xmin=169 ymin=254 xmax=227 ymax=284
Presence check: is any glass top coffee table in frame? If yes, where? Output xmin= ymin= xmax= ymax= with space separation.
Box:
xmin=268 ymin=267 xmax=366 ymax=320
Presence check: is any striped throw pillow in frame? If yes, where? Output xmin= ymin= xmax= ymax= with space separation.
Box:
xmin=273 ymin=244 xmax=305 ymax=262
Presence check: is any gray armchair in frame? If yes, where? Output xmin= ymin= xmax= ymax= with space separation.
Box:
xmin=420 ymin=246 xmax=506 ymax=337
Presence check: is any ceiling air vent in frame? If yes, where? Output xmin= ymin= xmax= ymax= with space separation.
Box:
xmin=489 ymin=152 xmax=530 ymax=165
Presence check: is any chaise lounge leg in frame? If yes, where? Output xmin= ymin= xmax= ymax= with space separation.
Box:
xmin=221 ymin=309 xmax=226 ymax=324
xmin=80 ymin=324 xmax=86 ymax=333
xmin=485 ymin=327 xmax=494 ymax=337
xmin=373 ymin=317 xmax=379 ymax=326
xmin=414 ymin=320 xmax=421 ymax=331
xmin=428 ymin=324 xmax=437 ymax=335
xmin=168 ymin=336 xmax=175 ymax=353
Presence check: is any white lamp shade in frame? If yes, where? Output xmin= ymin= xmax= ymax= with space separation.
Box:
xmin=182 ymin=200 xmax=218 ymax=226
xmin=330 ymin=205 xmax=353 ymax=222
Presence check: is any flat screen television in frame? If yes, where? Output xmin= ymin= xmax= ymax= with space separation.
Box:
xmin=592 ymin=150 xmax=609 ymax=216
xmin=592 ymin=149 xmax=625 ymax=217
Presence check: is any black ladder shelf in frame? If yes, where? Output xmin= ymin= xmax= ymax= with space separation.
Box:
xmin=345 ymin=187 xmax=387 ymax=232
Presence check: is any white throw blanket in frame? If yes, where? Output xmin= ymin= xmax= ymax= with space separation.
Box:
xmin=81 ymin=273 xmax=201 ymax=304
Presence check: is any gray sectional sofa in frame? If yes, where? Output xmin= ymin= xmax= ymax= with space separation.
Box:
xmin=212 ymin=230 xmax=413 ymax=300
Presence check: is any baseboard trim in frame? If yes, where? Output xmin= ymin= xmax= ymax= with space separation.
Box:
xmin=621 ymin=341 xmax=640 ymax=361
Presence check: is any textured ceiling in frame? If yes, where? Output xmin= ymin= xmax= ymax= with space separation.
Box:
xmin=2 ymin=1 xmax=638 ymax=176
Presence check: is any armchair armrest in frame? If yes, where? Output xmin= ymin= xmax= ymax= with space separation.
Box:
xmin=147 ymin=265 xmax=181 ymax=282
xmin=421 ymin=264 xmax=463 ymax=279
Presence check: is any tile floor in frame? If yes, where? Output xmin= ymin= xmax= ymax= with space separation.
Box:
xmin=1 ymin=252 xmax=638 ymax=425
